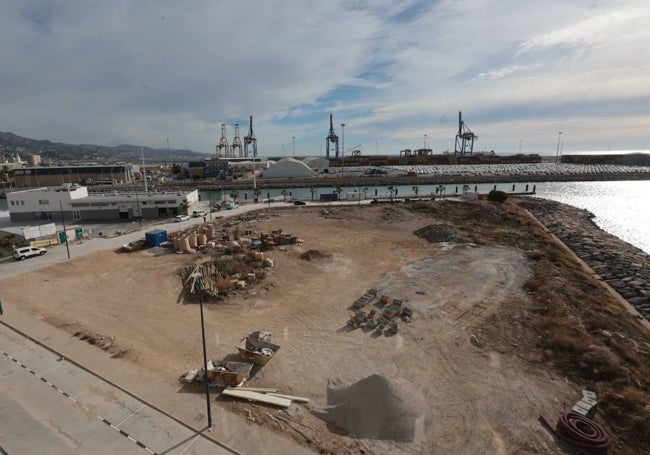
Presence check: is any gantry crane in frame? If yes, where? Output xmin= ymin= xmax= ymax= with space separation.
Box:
xmin=244 ymin=115 xmax=257 ymax=158
xmin=454 ymin=111 xmax=478 ymax=156
xmin=325 ymin=114 xmax=339 ymax=159
xmin=232 ymin=124 xmax=243 ymax=158
xmin=217 ymin=124 xmax=230 ymax=158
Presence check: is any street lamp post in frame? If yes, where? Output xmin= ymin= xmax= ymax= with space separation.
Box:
xmin=424 ymin=134 xmax=427 ymax=148
xmin=292 ymin=136 xmax=295 ymax=157
xmin=519 ymin=139 xmax=522 ymax=154
xmin=192 ymin=274 xmax=212 ymax=428
xmin=555 ymin=132 xmax=563 ymax=164
xmin=341 ymin=123 xmax=345 ymax=178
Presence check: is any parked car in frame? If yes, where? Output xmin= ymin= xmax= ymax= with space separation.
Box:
xmin=14 ymin=246 xmax=47 ymax=260
xmin=293 ymin=200 xmax=306 ymax=205
xmin=225 ymin=202 xmax=239 ymax=210
xmin=174 ymin=214 xmax=190 ymax=222
xmin=192 ymin=210 xmax=207 ymax=218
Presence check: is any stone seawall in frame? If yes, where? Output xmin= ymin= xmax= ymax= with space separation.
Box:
xmin=521 ymin=198 xmax=650 ymax=322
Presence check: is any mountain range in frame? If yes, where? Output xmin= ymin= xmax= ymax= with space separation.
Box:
xmin=0 ymin=131 xmax=207 ymax=164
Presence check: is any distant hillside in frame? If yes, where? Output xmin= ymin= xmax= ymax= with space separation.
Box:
xmin=0 ymin=131 xmax=207 ymax=163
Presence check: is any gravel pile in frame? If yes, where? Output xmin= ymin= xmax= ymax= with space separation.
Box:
xmin=314 ymin=374 xmax=427 ymax=442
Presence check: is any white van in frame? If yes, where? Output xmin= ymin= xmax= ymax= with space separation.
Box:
xmin=14 ymin=246 xmax=47 ymax=260
xmin=192 ymin=210 xmax=207 ymax=218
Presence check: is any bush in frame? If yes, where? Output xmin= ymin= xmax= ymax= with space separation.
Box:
xmin=487 ymin=190 xmax=508 ymax=203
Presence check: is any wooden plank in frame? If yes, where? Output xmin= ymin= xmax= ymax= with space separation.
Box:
xmin=229 ymin=387 xmax=279 ymax=393
xmin=267 ymin=393 xmax=310 ymax=403
xmin=222 ymin=389 xmax=291 ymax=408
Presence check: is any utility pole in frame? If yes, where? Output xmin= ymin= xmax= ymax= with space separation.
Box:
xmin=59 ymin=200 xmax=71 ymax=260
xmin=341 ymin=123 xmax=345 ymax=178
xmin=555 ymin=132 xmax=562 ymax=164
xmin=292 ymin=136 xmax=295 ymax=157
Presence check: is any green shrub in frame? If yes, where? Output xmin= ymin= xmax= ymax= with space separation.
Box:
xmin=487 ymin=190 xmax=508 ymax=203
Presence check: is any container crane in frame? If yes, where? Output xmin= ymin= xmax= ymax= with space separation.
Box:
xmin=244 ymin=115 xmax=257 ymax=158
xmin=325 ymin=114 xmax=340 ymax=160
xmin=454 ymin=111 xmax=478 ymax=156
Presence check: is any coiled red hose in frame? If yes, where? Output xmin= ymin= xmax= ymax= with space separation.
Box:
xmin=552 ymin=412 xmax=610 ymax=453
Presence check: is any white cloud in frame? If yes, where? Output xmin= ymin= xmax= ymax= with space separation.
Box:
xmin=0 ymin=0 xmax=649 ymax=156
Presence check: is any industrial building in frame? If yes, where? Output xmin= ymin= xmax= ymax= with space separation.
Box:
xmin=261 ymin=158 xmax=315 ymax=179
xmin=11 ymin=164 xmax=134 ymax=188
xmin=302 ymin=157 xmax=330 ymax=173
xmin=6 ymin=184 xmax=199 ymax=223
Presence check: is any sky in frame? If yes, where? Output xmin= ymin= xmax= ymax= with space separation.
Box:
xmin=1 ymin=0 xmax=649 ymax=157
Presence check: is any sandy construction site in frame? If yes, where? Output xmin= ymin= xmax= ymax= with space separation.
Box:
xmin=3 ymin=200 xmax=649 ymax=454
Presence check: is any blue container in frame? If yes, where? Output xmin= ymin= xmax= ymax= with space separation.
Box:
xmin=145 ymin=229 xmax=168 ymax=247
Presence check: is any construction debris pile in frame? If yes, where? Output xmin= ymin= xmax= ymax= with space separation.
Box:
xmin=348 ymin=290 xmax=413 ymax=336
xmin=183 ymin=331 xmax=278 ymax=386
xmin=259 ymin=229 xmax=300 ymax=249
xmin=178 ymin=226 xmax=301 ymax=299
xmin=314 ymin=374 xmax=427 ymax=442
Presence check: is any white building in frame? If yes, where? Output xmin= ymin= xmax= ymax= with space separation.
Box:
xmin=261 ymin=158 xmax=315 ymax=179
xmin=6 ymin=184 xmax=199 ymax=223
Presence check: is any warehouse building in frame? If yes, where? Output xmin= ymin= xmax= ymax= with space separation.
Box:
xmin=6 ymin=184 xmax=199 ymax=223
xmin=11 ymin=164 xmax=134 ymax=188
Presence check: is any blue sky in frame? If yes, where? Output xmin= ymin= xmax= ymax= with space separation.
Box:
xmin=1 ymin=0 xmax=649 ymax=157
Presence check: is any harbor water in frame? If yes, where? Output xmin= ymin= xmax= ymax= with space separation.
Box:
xmin=2 ymin=180 xmax=648 ymax=254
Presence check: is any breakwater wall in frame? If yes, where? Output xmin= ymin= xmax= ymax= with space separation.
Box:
xmin=522 ymin=199 xmax=650 ymax=322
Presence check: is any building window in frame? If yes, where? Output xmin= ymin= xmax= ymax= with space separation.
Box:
xmin=21 ymin=201 xmax=25 ymax=205
xmin=38 ymin=200 xmax=49 ymax=205
xmin=10 ymin=201 xmax=14 ymax=206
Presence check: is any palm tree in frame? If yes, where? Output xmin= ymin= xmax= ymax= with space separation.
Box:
xmin=388 ymin=185 xmax=395 ymax=201
xmin=437 ymin=184 xmax=445 ymax=198
xmin=462 ymin=184 xmax=470 ymax=194
xmin=280 ymin=189 xmax=288 ymax=202
xmin=229 ymin=189 xmax=240 ymax=203
xmin=309 ymin=184 xmax=316 ymax=201
xmin=335 ymin=185 xmax=343 ymax=202
xmin=412 ymin=185 xmax=419 ymax=198
xmin=253 ymin=187 xmax=261 ymax=203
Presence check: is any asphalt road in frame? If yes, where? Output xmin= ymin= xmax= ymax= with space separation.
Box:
xmin=0 ymin=323 xmax=232 ymax=455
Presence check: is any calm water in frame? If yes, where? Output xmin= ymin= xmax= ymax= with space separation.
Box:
xmin=202 ymin=180 xmax=650 ymax=254
xmin=3 ymin=180 xmax=649 ymax=254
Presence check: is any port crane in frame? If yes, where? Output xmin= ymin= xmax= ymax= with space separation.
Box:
xmin=217 ymin=124 xmax=230 ymax=158
xmin=454 ymin=111 xmax=478 ymax=156
xmin=325 ymin=114 xmax=340 ymax=159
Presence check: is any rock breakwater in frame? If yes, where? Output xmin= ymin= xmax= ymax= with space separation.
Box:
xmin=521 ymin=198 xmax=650 ymax=322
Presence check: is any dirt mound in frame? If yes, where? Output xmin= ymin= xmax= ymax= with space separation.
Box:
xmin=314 ymin=374 xmax=427 ymax=442
xmin=381 ymin=206 xmax=406 ymax=222
xmin=466 ymin=204 xmax=502 ymax=223
xmin=300 ymin=249 xmax=333 ymax=261
xmin=414 ymin=224 xmax=467 ymax=243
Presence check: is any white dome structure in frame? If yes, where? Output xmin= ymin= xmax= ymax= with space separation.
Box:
xmin=302 ymin=157 xmax=330 ymax=172
xmin=262 ymin=158 xmax=315 ymax=179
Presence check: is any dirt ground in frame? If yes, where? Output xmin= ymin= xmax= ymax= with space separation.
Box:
xmin=3 ymin=201 xmax=648 ymax=454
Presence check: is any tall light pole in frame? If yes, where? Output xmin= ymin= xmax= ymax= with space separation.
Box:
xmin=292 ymin=136 xmax=295 ymax=157
xmin=555 ymin=132 xmax=562 ymax=164
xmin=424 ymin=134 xmax=427 ymax=148
xmin=519 ymin=139 xmax=522 ymax=154
xmin=340 ymin=123 xmax=345 ymax=178
xmin=192 ymin=273 xmax=212 ymax=429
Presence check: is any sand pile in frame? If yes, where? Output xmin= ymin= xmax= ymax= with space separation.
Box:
xmin=314 ymin=374 xmax=427 ymax=442
xmin=414 ymin=224 xmax=467 ymax=243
